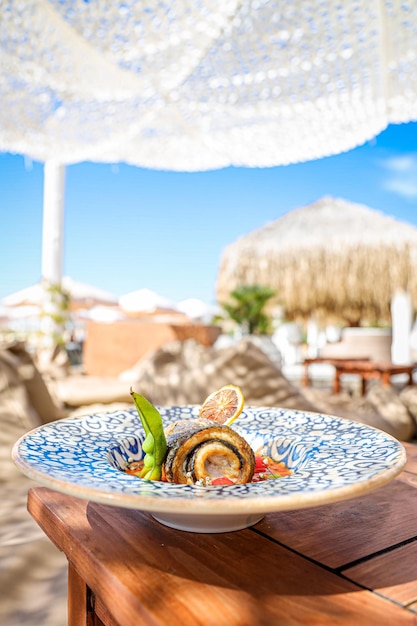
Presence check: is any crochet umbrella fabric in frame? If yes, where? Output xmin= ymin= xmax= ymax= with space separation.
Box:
xmin=1 ymin=0 xmax=417 ymax=171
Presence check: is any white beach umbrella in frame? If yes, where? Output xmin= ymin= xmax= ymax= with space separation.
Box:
xmin=2 ymin=276 xmax=119 ymax=347
xmin=60 ymin=277 xmax=118 ymax=308
xmin=3 ymin=277 xmax=117 ymax=309
xmin=176 ymin=298 xmax=220 ymax=322
xmin=2 ymin=2 xmax=417 ymax=342
xmin=1 ymin=2 xmax=417 ymax=169
xmin=2 ymin=285 xmax=44 ymax=308
xmin=119 ymin=288 xmax=177 ymax=314
xmin=72 ymin=305 xmax=126 ymax=330
xmin=82 ymin=306 xmax=126 ymax=323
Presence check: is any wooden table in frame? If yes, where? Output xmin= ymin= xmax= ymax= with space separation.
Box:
xmin=332 ymin=360 xmax=416 ymax=395
xmin=302 ymin=357 xmax=370 ymax=387
xmin=28 ymin=441 xmax=417 ymax=626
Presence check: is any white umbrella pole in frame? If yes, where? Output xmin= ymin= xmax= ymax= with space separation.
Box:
xmin=42 ymin=161 xmax=65 ymax=284
xmin=391 ymin=290 xmax=412 ymax=365
xmin=39 ymin=161 xmax=67 ymax=351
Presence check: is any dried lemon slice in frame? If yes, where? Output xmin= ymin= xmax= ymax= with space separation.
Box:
xmin=198 ymin=384 xmax=244 ymax=426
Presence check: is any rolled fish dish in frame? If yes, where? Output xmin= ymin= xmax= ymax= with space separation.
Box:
xmin=127 ymin=389 xmax=292 ymax=486
xmin=164 ymin=418 xmax=255 ymax=485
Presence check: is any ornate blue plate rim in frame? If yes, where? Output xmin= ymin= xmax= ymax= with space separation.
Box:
xmin=12 ymin=406 xmax=406 ymax=516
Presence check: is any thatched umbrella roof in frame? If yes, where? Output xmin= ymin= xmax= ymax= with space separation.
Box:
xmin=216 ymin=198 xmax=417 ymax=325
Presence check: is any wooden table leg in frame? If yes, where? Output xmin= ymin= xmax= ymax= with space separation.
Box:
xmin=68 ymin=562 xmax=105 ymax=626
xmin=301 ymin=363 xmax=310 ymax=387
xmin=69 ymin=561 xmax=119 ymax=625
xmin=333 ymin=370 xmax=341 ymax=394
xmin=68 ymin=562 xmax=88 ymax=626
xmin=380 ymin=371 xmax=391 ymax=386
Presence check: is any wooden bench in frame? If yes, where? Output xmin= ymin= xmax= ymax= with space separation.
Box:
xmin=332 ymin=360 xmax=416 ymax=395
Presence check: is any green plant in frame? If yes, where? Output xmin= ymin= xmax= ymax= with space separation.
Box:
xmin=39 ymin=280 xmax=71 ymax=347
xmin=220 ymin=285 xmax=276 ymax=336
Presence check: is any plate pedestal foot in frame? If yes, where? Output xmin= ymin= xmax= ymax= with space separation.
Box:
xmin=151 ymin=512 xmax=264 ymax=533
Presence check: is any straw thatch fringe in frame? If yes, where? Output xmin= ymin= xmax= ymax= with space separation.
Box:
xmin=216 ymin=198 xmax=417 ymax=325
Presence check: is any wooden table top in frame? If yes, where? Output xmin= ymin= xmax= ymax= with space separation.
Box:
xmin=28 ymin=441 xmax=417 ymax=626
xmin=332 ymin=360 xmax=416 ymax=374
xmin=303 ymin=357 xmax=371 ymax=364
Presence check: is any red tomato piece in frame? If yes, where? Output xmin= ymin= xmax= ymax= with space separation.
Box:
xmin=211 ymin=477 xmax=235 ymax=485
xmin=255 ymin=456 xmax=268 ymax=471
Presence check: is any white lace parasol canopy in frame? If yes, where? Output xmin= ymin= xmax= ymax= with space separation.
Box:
xmin=1 ymin=0 xmax=417 ymax=171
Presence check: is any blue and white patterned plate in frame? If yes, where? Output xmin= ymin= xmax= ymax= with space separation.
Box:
xmin=12 ymin=406 xmax=406 ymax=533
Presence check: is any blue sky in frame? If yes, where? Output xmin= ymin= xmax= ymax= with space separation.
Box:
xmin=1 ymin=121 xmax=417 ymax=306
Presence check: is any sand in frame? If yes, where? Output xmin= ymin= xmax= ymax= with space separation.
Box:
xmin=0 ymin=406 xmax=67 ymax=626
